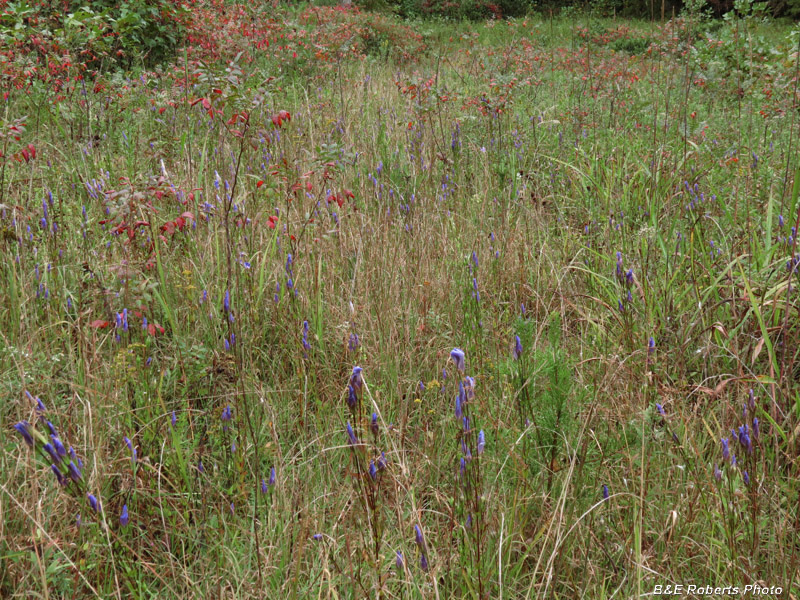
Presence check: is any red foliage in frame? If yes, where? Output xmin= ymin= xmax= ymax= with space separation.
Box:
xmin=326 ymin=189 xmax=355 ymax=209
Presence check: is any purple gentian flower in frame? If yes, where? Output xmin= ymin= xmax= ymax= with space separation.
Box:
xmin=414 ymin=525 xmax=426 ymax=552
xmin=350 ymin=366 xmax=363 ymax=390
xmin=346 ymin=422 xmax=358 ymax=446
xmin=450 ymin=348 xmax=465 ymax=372
xmin=513 ymin=336 xmax=523 ymax=360
xmin=51 ymin=465 xmax=66 ymax=485
xmin=371 ymin=413 xmax=379 ymax=436
xmin=13 ymin=422 xmax=34 ymax=447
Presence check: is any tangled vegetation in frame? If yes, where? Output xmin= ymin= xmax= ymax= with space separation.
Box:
xmin=2 ymin=1 xmax=799 ymax=598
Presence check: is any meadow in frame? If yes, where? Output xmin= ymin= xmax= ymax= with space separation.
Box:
xmin=2 ymin=1 xmax=800 ymax=597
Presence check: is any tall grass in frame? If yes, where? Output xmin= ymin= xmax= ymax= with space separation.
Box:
xmin=1 ymin=5 xmax=798 ymax=598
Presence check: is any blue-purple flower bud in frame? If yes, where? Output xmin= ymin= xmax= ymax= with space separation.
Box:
xmin=450 ymin=348 xmax=465 ymax=372
xmin=348 ymin=333 xmax=360 ymax=352
xmin=371 ymin=413 xmax=379 ymax=437
xmin=346 ymin=422 xmax=358 ymax=446
xmin=738 ymin=425 xmax=752 ymax=453
xmin=464 ymin=377 xmax=475 ymax=399
xmin=14 ymin=421 xmax=34 ymax=447
xmin=514 ymin=335 xmax=523 ymax=360
xmin=414 ymin=524 xmax=425 ymax=550
xmin=51 ymin=465 xmax=66 ymax=485
xmin=43 ymin=443 xmax=60 ymax=463
xmin=51 ymin=435 xmax=66 ymax=457
xmin=350 ymin=366 xmax=363 ymax=390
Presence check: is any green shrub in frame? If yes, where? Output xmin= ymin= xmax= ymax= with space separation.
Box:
xmin=77 ymin=0 xmax=189 ymax=65
xmin=368 ymin=0 xmax=533 ymax=20
xmin=610 ymin=34 xmax=652 ymax=52
xmin=0 ymin=0 xmax=188 ymax=66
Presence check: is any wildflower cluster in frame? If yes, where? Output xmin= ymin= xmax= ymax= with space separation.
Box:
xmin=614 ymin=251 xmax=635 ymax=312
xmin=716 ymin=389 xmax=761 ymax=489
xmin=11 ymin=393 xmax=115 ymax=522
xmin=450 ymin=348 xmax=488 ymax=595
xmin=340 ymin=366 xmax=392 ymax=583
